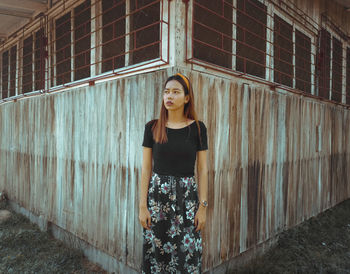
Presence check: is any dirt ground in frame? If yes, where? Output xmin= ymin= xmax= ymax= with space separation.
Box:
xmin=0 ymin=200 xmax=107 ymax=274
xmin=1 ymin=198 xmax=350 ymax=274
xmin=233 ymin=198 xmax=350 ymax=274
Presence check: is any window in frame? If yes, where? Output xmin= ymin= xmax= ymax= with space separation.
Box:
xmin=236 ymin=0 xmax=267 ymax=78
xmin=2 ymin=51 xmax=9 ymax=99
xmin=2 ymin=50 xmax=9 ymax=99
xmin=130 ymin=0 xmax=161 ymax=65
xmin=102 ymin=0 xmax=126 ymax=72
xmin=273 ymin=15 xmax=293 ymax=87
xmin=347 ymin=48 xmax=350 ymax=105
xmin=295 ymin=30 xmax=311 ymax=93
xmin=0 ymin=0 xmax=169 ymax=98
xmin=331 ymin=37 xmax=342 ymax=102
xmin=317 ymin=29 xmax=345 ymax=103
xmin=74 ymin=0 xmax=91 ymax=80
xmin=9 ymin=45 xmax=17 ymax=97
xmin=317 ymin=29 xmax=331 ymax=99
xmin=101 ymin=0 xmax=161 ymax=73
xmin=35 ymin=29 xmax=45 ymax=91
xmin=193 ymin=0 xmax=233 ymax=69
xmin=190 ymin=0 xmax=316 ymax=94
xmin=55 ymin=12 xmax=71 ymax=85
xmin=22 ymin=35 xmax=33 ymax=93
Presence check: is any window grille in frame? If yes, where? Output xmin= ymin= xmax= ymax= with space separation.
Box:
xmin=55 ymin=12 xmax=72 ymax=85
xmin=74 ymin=0 xmax=91 ymax=80
xmin=22 ymin=36 xmax=33 ymax=93
xmin=0 ymin=0 xmax=169 ymax=97
xmin=331 ymin=37 xmax=342 ymax=102
xmin=9 ymin=45 xmax=17 ymax=97
xmin=2 ymin=51 xmax=9 ymax=99
xmin=317 ymin=29 xmax=331 ymax=99
xmin=101 ymin=0 xmax=126 ymax=72
xmin=35 ymin=29 xmax=45 ymax=91
xmin=273 ymin=14 xmax=293 ymax=88
xmin=295 ymin=30 xmax=311 ymax=93
xmin=189 ymin=0 xmax=350 ymax=105
xmin=129 ymin=0 xmax=160 ymax=64
xmin=236 ymin=0 xmax=267 ymax=78
xmin=192 ymin=0 xmax=233 ymax=69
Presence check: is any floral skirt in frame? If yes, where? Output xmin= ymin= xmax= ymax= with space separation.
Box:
xmin=142 ymin=172 xmax=202 ymax=274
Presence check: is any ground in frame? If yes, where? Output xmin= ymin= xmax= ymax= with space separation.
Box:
xmin=1 ymin=198 xmax=350 ymax=274
xmin=234 ymin=198 xmax=350 ymax=274
xmin=0 ymin=200 xmax=107 ymax=274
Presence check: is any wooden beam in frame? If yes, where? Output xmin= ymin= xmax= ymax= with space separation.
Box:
xmin=0 ymin=0 xmax=47 ymax=11
xmin=0 ymin=7 xmax=33 ymax=19
xmin=31 ymin=0 xmax=48 ymax=3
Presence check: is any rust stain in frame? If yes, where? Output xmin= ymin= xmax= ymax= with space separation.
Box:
xmin=70 ymin=159 xmax=75 ymax=202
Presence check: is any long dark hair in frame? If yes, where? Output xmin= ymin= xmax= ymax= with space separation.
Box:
xmin=152 ymin=73 xmax=201 ymax=144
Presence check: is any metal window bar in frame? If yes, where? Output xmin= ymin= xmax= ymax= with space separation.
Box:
xmin=189 ymin=0 xmax=349 ymax=106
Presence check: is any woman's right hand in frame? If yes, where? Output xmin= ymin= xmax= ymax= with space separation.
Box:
xmin=139 ymin=206 xmax=151 ymax=230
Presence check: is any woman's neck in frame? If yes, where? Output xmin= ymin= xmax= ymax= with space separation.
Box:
xmin=167 ymin=110 xmax=187 ymax=123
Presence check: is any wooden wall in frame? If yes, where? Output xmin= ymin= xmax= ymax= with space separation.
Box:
xmin=1 ymin=68 xmax=350 ymax=271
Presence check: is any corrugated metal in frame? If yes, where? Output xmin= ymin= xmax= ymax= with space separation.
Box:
xmin=0 ymin=70 xmax=168 ymax=271
xmin=192 ymin=71 xmax=350 ymax=270
xmin=1 ymin=69 xmax=350 ymax=272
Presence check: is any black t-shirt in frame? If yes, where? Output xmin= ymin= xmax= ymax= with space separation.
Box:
xmin=142 ymin=120 xmax=208 ymax=177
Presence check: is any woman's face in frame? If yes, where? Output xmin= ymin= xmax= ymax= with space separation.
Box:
xmin=163 ymin=80 xmax=189 ymax=111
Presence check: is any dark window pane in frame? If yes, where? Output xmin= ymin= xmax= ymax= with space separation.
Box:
xmin=236 ymin=0 xmax=267 ymax=78
xmin=193 ymin=0 xmax=233 ymax=68
xmin=102 ymin=0 xmax=125 ymax=72
xmin=317 ymin=29 xmax=331 ymax=99
xmin=130 ymin=0 xmax=160 ymax=65
xmin=2 ymin=51 xmax=9 ymax=99
xmin=274 ymin=15 xmax=293 ymax=87
xmin=56 ymin=12 xmax=71 ymax=85
xmin=23 ymin=35 xmax=33 ymax=93
xmin=295 ymin=30 xmax=311 ymax=93
xmin=74 ymin=0 xmax=91 ymax=80
xmin=10 ymin=45 xmax=17 ymax=97
xmin=331 ymin=37 xmax=342 ymax=102
xmin=35 ymin=29 xmax=45 ymax=90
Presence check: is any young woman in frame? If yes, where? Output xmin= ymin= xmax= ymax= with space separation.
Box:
xmin=139 ymin=73 xmax=208 ymax=273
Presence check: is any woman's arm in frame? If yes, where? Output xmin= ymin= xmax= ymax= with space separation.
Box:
xmin=139 ymin=147 xmax=153 ymax=229
xmin=195 ymin=150 xmax=208 ymax=232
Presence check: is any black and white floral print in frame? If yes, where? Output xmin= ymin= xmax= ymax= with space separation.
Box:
xmin=142 ymin=172 xmax=202 ymax=274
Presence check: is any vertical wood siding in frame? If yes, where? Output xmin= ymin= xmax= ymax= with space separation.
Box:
xmin=1 ymin=69 xmax=350 ymax=271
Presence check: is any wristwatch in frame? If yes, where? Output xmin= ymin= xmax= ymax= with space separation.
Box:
xmin=200 ymin=200 xmax=208 ymax=207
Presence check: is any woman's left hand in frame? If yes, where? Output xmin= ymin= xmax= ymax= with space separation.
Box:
xmin=194 ymin=206 xmax=207 ymax=232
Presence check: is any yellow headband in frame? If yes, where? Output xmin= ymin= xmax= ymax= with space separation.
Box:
xmin=176 ymin=73 xmax=190 ymax=93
